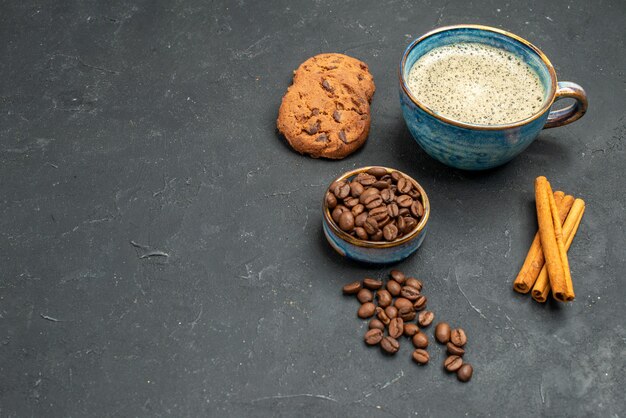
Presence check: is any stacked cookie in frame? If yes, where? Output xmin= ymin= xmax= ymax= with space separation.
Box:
xmin=277 ymin=54 xmax=376 ymax=159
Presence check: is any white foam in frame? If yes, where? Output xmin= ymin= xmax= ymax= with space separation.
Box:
xmin=406 ymin=42 xmax=545 ymax=125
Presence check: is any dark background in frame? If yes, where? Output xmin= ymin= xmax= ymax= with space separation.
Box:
xmin=1 ymin=0 xmax=625 ymax=416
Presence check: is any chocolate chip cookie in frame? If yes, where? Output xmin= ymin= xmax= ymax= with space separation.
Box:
xmin=277 ymin=53 xmax=375 ymax=159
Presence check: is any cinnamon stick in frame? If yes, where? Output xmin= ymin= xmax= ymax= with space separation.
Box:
xmin=513 ymin=191 xmax=574 ymax=293
xmin=535 ymin=177 xmax=572 ymax=302
xmin=532 ymin=198 xmax=585 ymax=302
xmin=547 ymin=181 xmax=574 ymax=301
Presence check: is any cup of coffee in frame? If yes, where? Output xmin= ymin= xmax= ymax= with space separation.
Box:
xmin=399 ymin=24 xmax=588 ymax=170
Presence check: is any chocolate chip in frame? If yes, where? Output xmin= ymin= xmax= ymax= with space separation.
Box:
xmin=322 ymin=79 xmax=334 ymax=92
xmin=316 ymin=133 xmax=328 ymax=142
xmin=333 ymin=110 xmax=341 ymax=123
xmin=339 ymin=130 xmax=348 ymax=144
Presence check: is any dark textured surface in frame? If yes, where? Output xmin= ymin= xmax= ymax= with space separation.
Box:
xmin=1 ymin=0 xmax=625 ymax=416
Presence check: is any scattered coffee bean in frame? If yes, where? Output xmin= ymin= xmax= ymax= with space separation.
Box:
xmin=342 ymin=281 xmax=362 ymax=294
xmin=326 ymin=169 xmax=426 ymax=242
xmin=367 ymin=166 xmax=388 ymax=178
xmin=369 ymin=319 xmax=385 ymax=330
xmin=412 ymin=332 xmax=429 ymax=349
xmin=361 ymin=278 xmax=381 ymax=290
xmin=412 ymin=349 xmax=429 ymax=364
xmin=446 ymin=342 xmax=465 ymax=356
xmin=376 ymin=289 xmax=392 ymax=308
xmin=400 ymin=285 xmax=420 ymax=301
xmin=388 ymin=318 xmax=404 ymax=339
xmin=398 ymin=306 xmax=416 ymax=321
xmin=356 ymin=288 xmax=373 ymax=304
xmin=444 ymin=355 xmax=463 ymax=372
xmin=386 ymin=280 xmax=401 ymax=296
xmin=405 ymin=278 xmax=423 ymax=291
xmin=435 ymin=322 xmax=451 ymax=344
xmin=404 ymin=323 xmax=419 ymax=337
xmin=357 ymin=302 xmax=376 ymax=319
xmin=394 ymin=297 xmax=413 ymax=310
xmin=364 ymin=329 xmax=383 ymax=345
xmin=418 ymin=310 xmax=434 ymax=327
xmin=375 ymin=307 xmax=391 ymax=325
xmin=450 ymin=328 xmax=467 ymax=347
xmin=384 ymin=306 xmax=398 ymax=319
xmin=457 ymin=363 xmax=473 ymax=382
xmin=413 ymin=295 xmax=427 ymax=311
xmin=380 ymin=336 xmax=400 ymax=354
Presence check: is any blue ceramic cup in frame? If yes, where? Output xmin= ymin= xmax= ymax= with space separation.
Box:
xmin=399 ymin=25 xmax=588 ymax=170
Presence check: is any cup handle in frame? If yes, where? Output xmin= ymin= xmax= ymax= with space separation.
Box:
xmin=543 ymin=81 xmax=588 ymax=129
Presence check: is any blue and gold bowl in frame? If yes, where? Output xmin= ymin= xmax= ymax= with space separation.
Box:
xmin=322 ymin=167 xmax=430 ymax=264
xmin=399 ymin=24 xmax=587 ymax=170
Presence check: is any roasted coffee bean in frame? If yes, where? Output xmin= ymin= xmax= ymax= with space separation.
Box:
xmin=386 ymin=280 xmax=401 ymax=296
xmin=446 ymin=342 xmax=465 ymax=356
xmin=383 ymin=224 xmax=399 ymax=241
xmin=369 ymin=318 xmax=385 ymax=330
xmin=326 ymin=192 xmax=338 ymax=209
xmin=408 ymin=188 xmax=421 ymax=199
xmin=332 ymin=181 xmax=350 ymax=199
xmin=404 ymin=323 xmax=419 ymax=337
xmin=398 ymin=207 xmax=410 ymax=217
xmin=375 ymin=307 xmax=391 ymax=325
xmin=388 ymin=318 xmax=404 ymax=338
xmin=394 ymin=297 xmax=412 ymax=310
xmin=343 ymin=196 xmax=359 ymax=208
xmin=418 ymin=310 xmax=435 ymax=327
xmin=391 ymin=171 xmax=403 ymax=182
xmin=411 ymin=200 xmax=424 ymax=218
xmin=450 ymin=328 xmax=467 ymax=347
xmin=412 ymin=349 xmax=429 ymax=364
xmin=370 ymin=230 xmax=383 ymax=241
xmin=435 ymin=322 xmax=451 ymax=344
xmin=457 ymin=363 xmax=473 ymax=382
xmin=338 ymin=211 xmax=355 ymax=232
xmin=412 ymin=331 xmax=429 ymax=349
xmin=355 ymin=172 xmax=377 ymax=186
xmin=380 ymin=336 xmax=400 ymax=354
xmin=354 ymin=227 xmax=368 ymax=240
xmin=372 ymin=180 xmax=390 ymax=190
xmin=397 ymin=194 xmax=413 ymax=208
xmin=364 ymin=328 xmax=383 ymax=345
xmin=351 ymin=204 xmax=365 ymax=217
xmin=405 ymin=278 xmax=423 ymax=291
xmin=358 ymin=187 xmax=379 ymax=203
xmin=355 ymin=212 xmax=368 ymax=227
xmin=413 ymin=295 xmax=427 ymax=311
xmin=386 ymin=202 xmax=399 ymax=218
xmin=381 ymin=188 xmax=395 ymax=203
xmin=444 ymin=355 xmax=463 ymax=372
xmin=396 ymin=216 xmax=406 ymax=231
xmin=342 ymin=281 xmax=361 ymax=294
xmin=397 ymin=177 xmax=412 ymax=194
xmin=384 ymin=306 xmax=398 ymax=319
xmin=398 ymin=306 xmax=416 ymax=321
xmin=356 ymin=288 xmax=373 ymax=303
xmin=331 ymin=205 xmax=347 ymax=224
xmin=390 ymin=270 xmax=406 ymax=284
xmin=363 ymin=217 xmax=379 ymax=235
xmin=363 ymin=278 xmax=383 ymax=290
xmin=367 ymin=167 xmax=388 ymax=178
xmin=369 ymin=206 xmax=389 ymax=222
xmin=402 ymin=217 xmax=418 ymax=233
xmin=358 ymin=302 xmax=376 ymax=319
xmin=350 ymin=181 xmax=364 ymax=198
xmin=378 ymin=215 xmax=392 ymax=228
xmin=400 ymin=285 xmax=420 ymax=301
xmin=364 ymin=194 xmax=383 ymax=210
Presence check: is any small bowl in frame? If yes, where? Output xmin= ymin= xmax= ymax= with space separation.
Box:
xmin=322 ymin=166 xmax=430 ymax=264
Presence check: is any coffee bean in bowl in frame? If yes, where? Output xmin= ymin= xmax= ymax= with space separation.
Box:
xmin=322 ymin=166 xmax=430 ymax=264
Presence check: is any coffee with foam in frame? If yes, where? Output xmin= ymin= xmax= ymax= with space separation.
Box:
xmin=406 ymin=42 xmax=546 ymax=125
